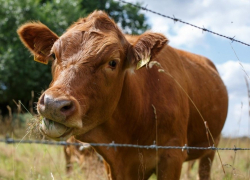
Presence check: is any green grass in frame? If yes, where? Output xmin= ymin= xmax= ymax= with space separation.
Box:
xmin=1 ymin=114 xmax=250 ymax=179
xmin=0 ymin=137 xmax=250 ymax=180
xmin=183 ymin=137 xmax=250 ymax=180
xmin=0 ymin=141 xmax=64 ymax=180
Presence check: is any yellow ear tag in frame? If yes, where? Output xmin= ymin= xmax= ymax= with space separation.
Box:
xmin=136 ymin=56 xmax=151 ymax=70
xmin=34 ymin=55 xmax=48 ymax=65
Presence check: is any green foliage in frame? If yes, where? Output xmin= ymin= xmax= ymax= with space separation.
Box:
xmin=80 ymin=0 xmax=150 ymax=34
xmin=0 ymin=0 xmax=150 ymax=113
xmin=0 ymin=0 xmax=85 ymax=112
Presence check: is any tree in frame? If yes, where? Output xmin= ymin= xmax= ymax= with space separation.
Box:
xmin=0 ymin=0 xmax=85 ymax=114
xmin=79 ymin=0 xmax=150 ymax=34
xmin=0 ymin=0 xmax=150 ymax=114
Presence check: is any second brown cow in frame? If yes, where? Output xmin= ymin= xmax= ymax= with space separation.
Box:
xmin=18 ymin=11 xmax=228 ymax=180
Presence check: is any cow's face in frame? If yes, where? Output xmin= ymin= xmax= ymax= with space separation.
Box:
xmin=17 ymin=11 xmax=168 ymax=140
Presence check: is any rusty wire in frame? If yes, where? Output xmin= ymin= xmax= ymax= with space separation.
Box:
xmin=0 ymin=137 xmax=250 ymax=151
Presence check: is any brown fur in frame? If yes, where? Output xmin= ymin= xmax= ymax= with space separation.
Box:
xmin=17 ymin=11 xmax=228 ymax=180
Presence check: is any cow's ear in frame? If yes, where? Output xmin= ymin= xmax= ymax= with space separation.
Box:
xmin=128 ymin=32 xmax=168 ymax=69
xmin=17 ymin=22 xmax=58 ymax=64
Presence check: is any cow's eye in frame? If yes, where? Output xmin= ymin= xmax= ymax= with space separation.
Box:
xmin=49 ymin=53 xmax=56 ymax=60
xmin=108 ymin=60 xmax=117 ymax=69
xmin=51 ymin=53 xmax=56 ymax=60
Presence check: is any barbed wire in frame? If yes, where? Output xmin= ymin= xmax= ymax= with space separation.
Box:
xmin=116 ymin=0 xmax=250 ymax=47
xmin=1 ymin=137 xmax=250 ymax=151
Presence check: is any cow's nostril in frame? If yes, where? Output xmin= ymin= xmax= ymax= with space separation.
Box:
xmin=60 ymin=101 xmax=75 ymax=117
xmin=60 ymin=103 xmax=73 ymax=112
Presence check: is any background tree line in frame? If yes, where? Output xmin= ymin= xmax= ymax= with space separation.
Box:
xmin=0 ymin=0 xmax=150 ymax=114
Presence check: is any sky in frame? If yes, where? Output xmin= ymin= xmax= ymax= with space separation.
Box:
xmin=125 ymin=0 xmax=250 ymax=137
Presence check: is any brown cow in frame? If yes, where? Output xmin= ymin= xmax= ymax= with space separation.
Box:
xmin=17 ymin=11 xmax=228 ymax=180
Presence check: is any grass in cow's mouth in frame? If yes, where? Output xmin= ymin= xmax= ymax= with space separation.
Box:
xmin=27 ymin=115 xmax=43 ymax=139
xmin=12 ymin=100 xmax=43 ymax=139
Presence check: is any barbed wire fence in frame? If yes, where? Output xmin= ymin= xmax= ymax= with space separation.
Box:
xmin=117 ymin=0 xmax=250 ymax=47
xmin=0 ymin=137 xmax=250 ymax=152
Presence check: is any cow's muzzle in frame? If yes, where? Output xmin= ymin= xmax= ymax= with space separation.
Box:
xmin=37 ymin=93 xmax=78 ymax=139
xmin=38 ymin=94 xmax=76 ymax=121
xmin=40 ymin=118 xmax=72 ymax=139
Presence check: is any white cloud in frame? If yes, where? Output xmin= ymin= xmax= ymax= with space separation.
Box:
xmin=217 ymin=61 xmax=250 ymax=96
xmin=127 ymin=0 xmax=250 ymax=48
xmin=216 ymin=61 xmax=250 ymax=137
xmin=167 ymin=25 xmax=205 ymax=48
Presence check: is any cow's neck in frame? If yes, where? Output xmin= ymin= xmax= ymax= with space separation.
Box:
xmin=113 ymin=70 xmax=154 ymax=143
xmin=76 ymin=69 xmax=156 ymax=168
xmin=75 ymin=69 xmax=157 ymax=167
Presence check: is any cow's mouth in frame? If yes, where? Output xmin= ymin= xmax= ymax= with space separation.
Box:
xmin=40 ymin=118 xmax=73 ymax=140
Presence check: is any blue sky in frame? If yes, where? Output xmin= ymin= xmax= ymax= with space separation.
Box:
xmin=126 ymin=0 xmax=250 ymax=136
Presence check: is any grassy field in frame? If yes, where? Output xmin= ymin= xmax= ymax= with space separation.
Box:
xmin=0 ymin=114 xmax=250 ymax=180
xmin=1 ymin=137 xmax=250 ymax=179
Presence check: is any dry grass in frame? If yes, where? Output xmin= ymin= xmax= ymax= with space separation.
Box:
xmin=0 ymin=109 xmax=250 ymax=179
xmin=0 ymin=134 xmax=108 ymax=180
xmin=0 ymin=132 xmax=250 ymax=180
xmin=181 ymin=137 xmax=250 ymax=180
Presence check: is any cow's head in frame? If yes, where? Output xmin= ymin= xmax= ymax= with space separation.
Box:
xmin=18 ymin=11 xmax=168 ymax=140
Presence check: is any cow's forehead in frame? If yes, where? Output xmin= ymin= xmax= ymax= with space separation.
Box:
xmin=51 ymin=12 xmax=128 ymax=65
xmin=52 ymin=29 xmax=124 ymax=65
